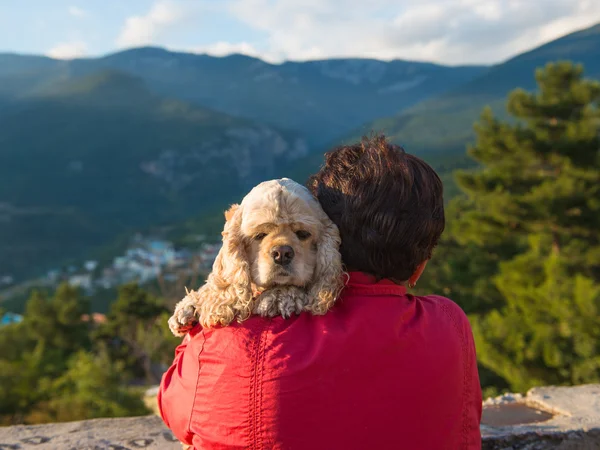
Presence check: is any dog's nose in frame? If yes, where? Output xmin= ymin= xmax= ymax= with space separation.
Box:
xmin=271 ymin=245 xmax=294 ymax=265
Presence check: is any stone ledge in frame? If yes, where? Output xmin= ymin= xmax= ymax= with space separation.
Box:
xmin=0 ymin=385 xmax=598 ymax=449
xmin=0 ymin=415 xmax=180 ymax=450
xmin=481 ymin=384 xmax=600 ymax=449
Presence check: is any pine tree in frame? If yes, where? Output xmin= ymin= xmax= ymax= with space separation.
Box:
xmin=23 ymin=284 xmax=90 ymax=372
xmin=0 ymin=285 xmax=91 ymax=423
xmin=26 ymin=347 xmax=149 ymax=423
xmin=455 ymin=62 xmax=600 ymax=275
xmin=445 ymin=62 xmax=600 ymax=391
xmin=472 ymin=236 xmax=600 ymax=392
xmin=94 ymin=283 xmax=178 ymax=383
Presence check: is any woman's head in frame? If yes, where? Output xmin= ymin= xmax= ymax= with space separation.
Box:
xmin=308 ymin=134 xmax=445 ymax=282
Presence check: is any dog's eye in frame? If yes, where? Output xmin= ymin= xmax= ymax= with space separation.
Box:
xmin=295 ymin=230 xmax=311 ymax=241
xmin=254 ymin=232 xmax=267 ymax=241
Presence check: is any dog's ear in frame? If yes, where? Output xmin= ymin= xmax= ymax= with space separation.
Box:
xmin=196 ymin=203 xmax=254 ymax=328
xmin=224 ymin=204 xmax=239 ymax=222
xmin=305 ymin=218 xmax=344 ymax=315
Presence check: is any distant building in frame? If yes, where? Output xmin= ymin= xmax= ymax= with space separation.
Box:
xmin=97 ymin=267 xmax=118 ymax=289
xmin=84 ymin=260 xmax=98 ymax=272
xmin=68 ymin=274 xmax=93 ymax=290
xmin=80 ymin=313 xmax=107 ymax=324
xmin=126 ymin=248 xmax=142 ymax=259
xmin=170 ymin=249 xmax=193 ymax=267
xmin=97 ymin=278 xmax=113 ymax=289
xmin=149 ymin=240 xmax=171 ymax=253
xmin=199 ymin=243 xmax=221 ymax=268
xmin=46 ymin=269 xmax=61 ymax=283
xmin=0 ymin=313 xmax=23 ymax=327
xmin=0 ymin=275 xmax=14 ymax=286
xmin=138 ymin=265 xmax=161 ymax=283
xmin=114 ymin=256 xmax=128 ymax=270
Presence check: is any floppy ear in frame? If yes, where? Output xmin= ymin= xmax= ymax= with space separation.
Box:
xmin=224 ymin=204 xmax=239 ymax=222
xmin=305 ymin=218 xmax=344 ymax=315
xmin=196 ymin=203 xmax=253 ymax=328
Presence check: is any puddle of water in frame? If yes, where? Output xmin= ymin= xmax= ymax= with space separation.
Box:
xmin=481 ymin=403 xmax=554 ymax=427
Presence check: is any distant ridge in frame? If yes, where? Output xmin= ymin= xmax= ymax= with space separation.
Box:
xmin=0 ymin=47 xmax=488 ymax=144
xmin=1 ymin=21 xmax=599 ymax=281
xmin=358 ymin=21 xmax=600 ymax=156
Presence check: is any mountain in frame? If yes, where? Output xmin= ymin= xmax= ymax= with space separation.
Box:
xmin=360 ymin=22 xmax=600 ymax=156
xmin=2 ymin=22 xmax=599 ymax=283
xmin=0 ymin=49 xmax=488 ymax=281
xmin=0 ymin=50 xmax=487 ymax=144
xmin=0 ymin=70 xmax=307 ymax=280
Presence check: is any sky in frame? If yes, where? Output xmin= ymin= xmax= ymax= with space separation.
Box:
xmin=1 ymin=0 xmax=599 ymax=65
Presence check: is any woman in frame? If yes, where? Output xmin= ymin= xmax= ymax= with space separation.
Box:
xmin=158 ymin=135 xmax=482 ymax=449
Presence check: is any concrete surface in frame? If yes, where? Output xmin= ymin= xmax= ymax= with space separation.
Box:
xmin=482 ymin=384 xmax=600 ymax=449
xmin=0 ymin=415 xmax=181 ymax=450
xmin=0 ymin=384 xmax=598 ymax=449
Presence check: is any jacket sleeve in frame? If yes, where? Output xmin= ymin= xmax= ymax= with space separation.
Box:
xmin=463 ymin=316 xmax=483 ymax=449
xmin=158 ymin=325 xmax=204 ymax=446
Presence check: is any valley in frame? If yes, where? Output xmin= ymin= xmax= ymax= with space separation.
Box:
xmin=1 ymin=21 xmax=599 ymax=301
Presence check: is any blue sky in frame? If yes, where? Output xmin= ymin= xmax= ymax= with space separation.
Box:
xmin=1 ymin=0 xmax=599 ymax=64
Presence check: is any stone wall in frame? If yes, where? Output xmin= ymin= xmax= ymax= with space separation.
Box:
xmin=0 ymin=385 xmax=598 ymax=449
xmin=481 ymin=384 xmax=600 ymax=449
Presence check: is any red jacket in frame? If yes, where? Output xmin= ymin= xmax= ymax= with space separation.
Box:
xmin=158 ymin=272 xmax=482 ymax=449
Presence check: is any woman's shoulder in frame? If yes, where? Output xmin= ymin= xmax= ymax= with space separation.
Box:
xmin=415 ymin=293 xmax=473 ymax=333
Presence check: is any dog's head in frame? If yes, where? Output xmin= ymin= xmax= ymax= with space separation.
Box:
xmin=242 ymin=178 xmax=328 ymax=290
xmin=199 ymin=179 xmax=343 ymax=327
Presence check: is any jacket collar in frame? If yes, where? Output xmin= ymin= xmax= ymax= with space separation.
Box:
xmin=343 ymin=271 xmax=407 ymax=297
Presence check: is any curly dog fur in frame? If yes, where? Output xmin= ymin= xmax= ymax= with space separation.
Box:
xmin=169 ymin=178 xmax=343 ymax=335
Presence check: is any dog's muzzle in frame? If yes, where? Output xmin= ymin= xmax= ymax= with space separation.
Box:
xmin=271 ymin=245 xmax=294 ymax=266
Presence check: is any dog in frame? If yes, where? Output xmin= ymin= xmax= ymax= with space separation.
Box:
xmin=168 ymin=178 xmax=344 ymax=336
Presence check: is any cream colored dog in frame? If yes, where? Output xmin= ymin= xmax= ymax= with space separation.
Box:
xmin=168 ymin=178 xmax=343 ymax=335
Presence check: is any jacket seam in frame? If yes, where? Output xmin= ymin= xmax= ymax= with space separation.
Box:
xmin=248 ymin=321 xmax=270 ymax=450
xmin=188 ymin=329 xmax=206 ymax=442
xmin=441 ymin=303 xmax=470 ymax=449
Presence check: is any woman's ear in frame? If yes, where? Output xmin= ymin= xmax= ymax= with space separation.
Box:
xmin=408 ymin=260 xmax=428 ymax=288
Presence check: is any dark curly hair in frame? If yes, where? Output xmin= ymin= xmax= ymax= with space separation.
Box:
xmin=308 ymin=134 xmax=445 ymax=282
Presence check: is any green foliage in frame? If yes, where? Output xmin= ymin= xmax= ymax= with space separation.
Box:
xmin=421 ymin=61 xmax=600 ymax=393
xmin=0 ymin=283 xmax=175 ymax=424
xmin=0 ymin=285 xmax=92 ymax=424
xmin=27 ymin=348 xmax=149 ymax=424
xmin=0 ymin=321 xmax=34 ymax=423
xmin=418 ymin=195 xmax=520 ymax=315
xmin=1 ymin=28 xmax=600 ymax=422
xmin=94 ymin=283 xmax=180 ymax=384
xmin=473 ymin=241 xmax=600 ymax=392
xmin=23 ymin=285 xmax=91 ymax=375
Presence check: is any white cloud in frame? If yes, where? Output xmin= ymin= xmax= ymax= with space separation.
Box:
xmin=47 ymin=41 xmax=87 ymax=59
xmin=116 ymin=1 xmax=188 ymax=48
xmin=228 ymin=0 xmax=600 ymax=64
xmin=68 ymin=6 xmax=87 ymax=18
xmin=109 ymin=0 xmax=600 ymax=64
xmin=190 ymin=41 xmax=262 ymax=58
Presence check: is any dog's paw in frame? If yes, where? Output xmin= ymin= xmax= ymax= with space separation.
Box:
xmin=169 ymin=295 xmax=199 ymax=336
xmin=254 ymin=287 xmax=307 ymax=319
